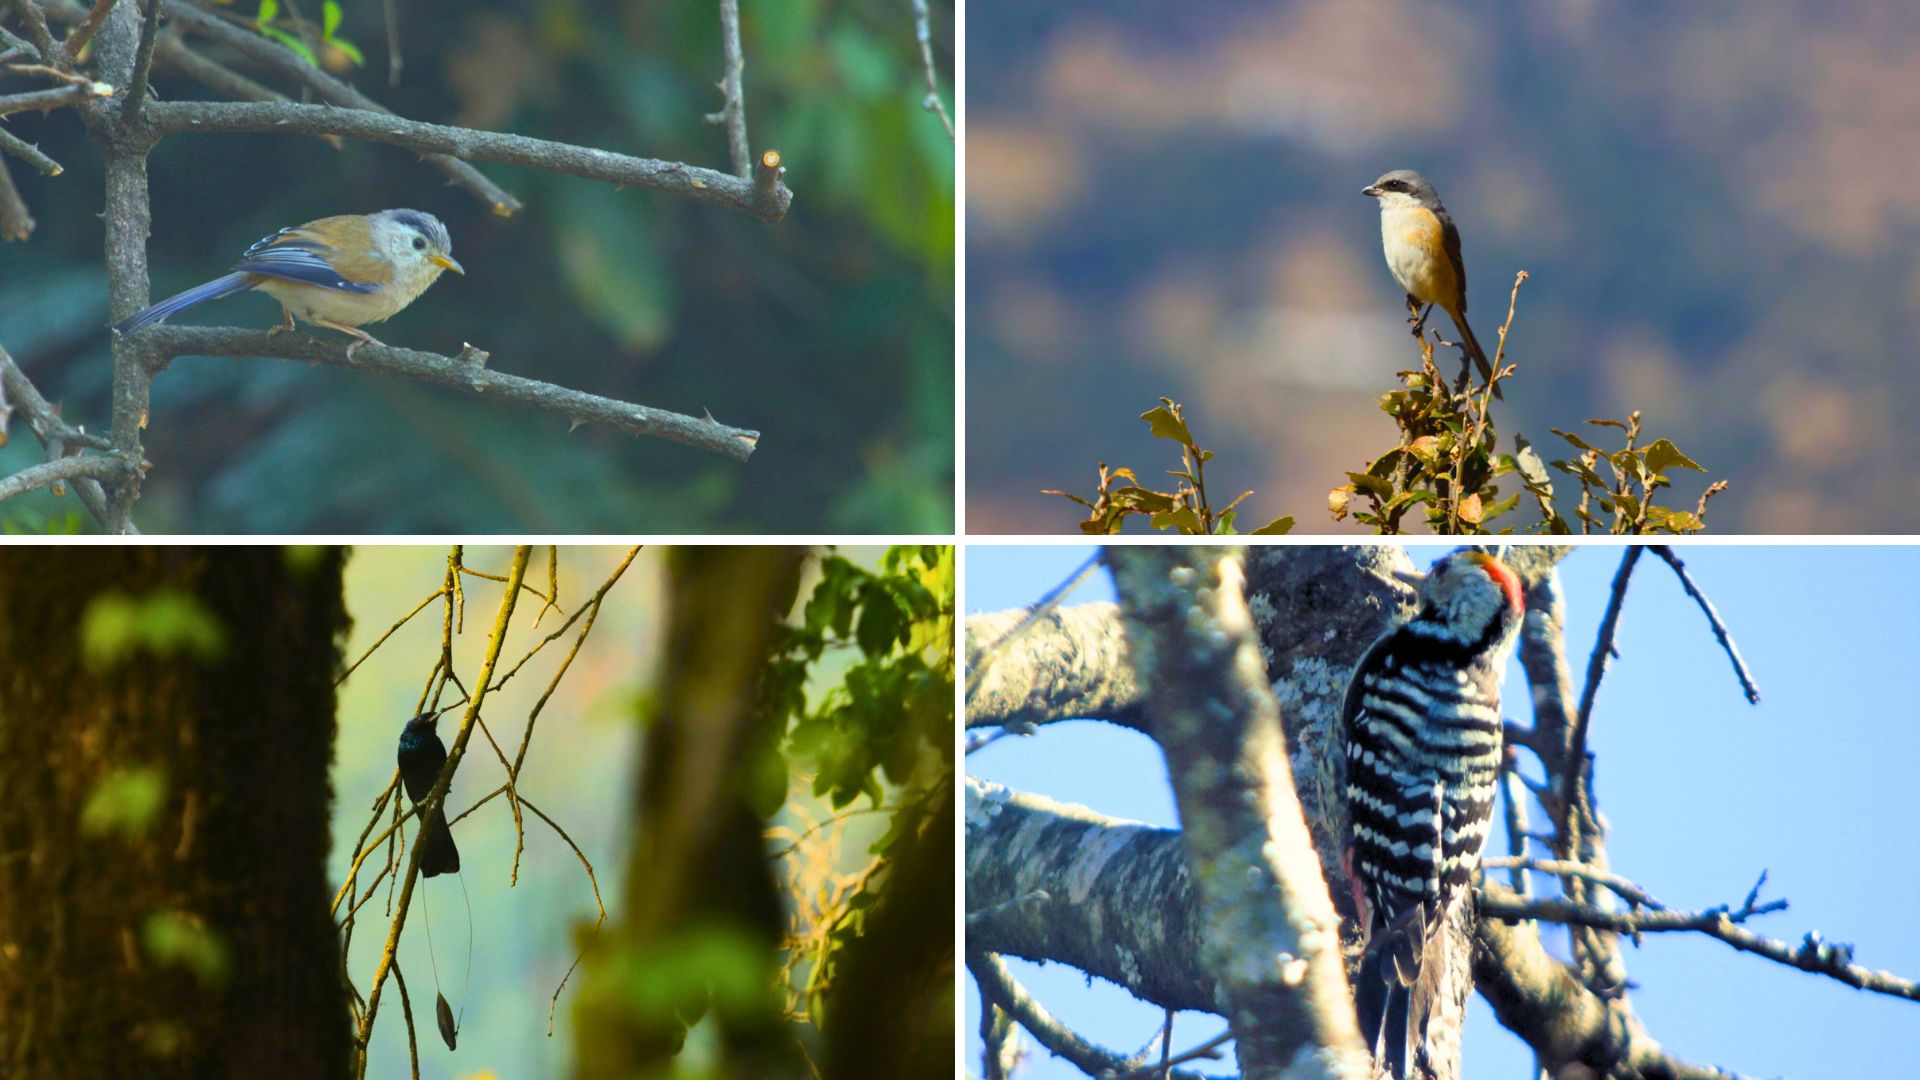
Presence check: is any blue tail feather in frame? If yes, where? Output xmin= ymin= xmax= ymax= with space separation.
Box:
xmin=111 ymin=272 xmax=254 ymax=335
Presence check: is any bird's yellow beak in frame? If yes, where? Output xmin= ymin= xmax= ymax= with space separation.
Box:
xmin=429 ymin=253 xmax=465 ymax=275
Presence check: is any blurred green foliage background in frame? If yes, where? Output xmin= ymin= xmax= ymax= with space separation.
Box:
xmin=0 ymin=0 xmax=953 ymax=533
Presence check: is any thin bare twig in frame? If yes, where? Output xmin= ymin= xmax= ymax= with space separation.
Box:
xmin=0 ymin=124 xmax=61 ymax=174
xmin=908 ymin=0 xmax=952 ymax=139
xmin=143 ymin=98 xmax=792 ymax=221
xmin=0 ymin=342 xmax=122 ymax=528
xmin=120 ymin=0 xmax=159 ymax=116
xmin=964 ymin=548 xmax=1102 ymax=699
xmin=0 ymin=81 xmax=111 ymax=115
xmin=159 ymin=0 xmax=520 ymax=214
xmin=1480 ymin=880 xmax=1920 ymax=1003
xmin=1481 ymin=856 xmax=1666 ymax=911
xmin=381 ymin=0 xmax=399 ymax=86
xmin=390 ymin=959 xmax=421 ymax=1080
xmin=0 ymin=157 xmax=33 ymax=239
xmin=59 ymin=0 xmax=117 ymax=62
xmin=0 ymin=451 xmax=133 ymax=501
xmin=336 ymin=588 xmax=447 ymax=687
xmin=1649 ymin=545 xmax=1760 ymax=705
xmin=2 ymin=0 xmax=59 ymax=60
xmin=708 ymin=0 xmax=750 ymax=177
xmin=967 ymin=952 xmax=1216 ymax=1080
xmin=525 ymin=792 xmax=608 ymax=1034
xmin=1564 ymin=545 xmax=1642 ymax=836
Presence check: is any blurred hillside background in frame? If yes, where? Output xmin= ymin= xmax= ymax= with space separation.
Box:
xmin=0 ymin=1 xmax=952 ymax=533
xmin=966 ymin=0 xmax=1916 ymax=533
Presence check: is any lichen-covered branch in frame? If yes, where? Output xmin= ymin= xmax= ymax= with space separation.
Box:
xmin=965 ymin=601 xmax=1145 ymax=733
xmin=968 ymin=950 xmax=1216 ymax=1080
xmin=966 ymin=777 xmax=1214 ymax=1012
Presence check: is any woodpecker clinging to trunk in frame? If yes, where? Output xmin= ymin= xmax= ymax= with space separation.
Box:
xmin=1342 ymin=550 xmax=1523 ymax=1079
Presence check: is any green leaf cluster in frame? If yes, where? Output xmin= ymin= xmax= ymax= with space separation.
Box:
xmin=767 ymin=547 xmax=951 ymax=811
xmin=254 ymin=0 xmax=364 ymax=69
xmin=1053 ymin=273 xmax=1724 ymax=535
xmin=761 ymin=546 xmax=953 ymax=1030
xmin=1045 ymin=399 xmax=1293 ymax=535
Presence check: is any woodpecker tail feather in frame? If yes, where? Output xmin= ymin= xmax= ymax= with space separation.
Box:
xmin=111 ymin=272 xmax=253 ymax=335
xmin=1356 ymin=901 xmax=1441 ymax=1079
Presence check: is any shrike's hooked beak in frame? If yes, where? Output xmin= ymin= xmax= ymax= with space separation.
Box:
xmin=428 ymin=253 xmax=465 ymax=275
xmin=1362 ymin=184 xmax=1383 ymax=198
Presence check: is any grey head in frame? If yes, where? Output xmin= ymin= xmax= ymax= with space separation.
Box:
xmin=371 ymin=208 xmax=463 ymax=275
xmin=1362 ymin=169 xmax=1442 ymax=208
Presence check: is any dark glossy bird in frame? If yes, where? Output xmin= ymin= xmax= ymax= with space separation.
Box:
xmin=398 ymin=712 xmax=460 ymax=877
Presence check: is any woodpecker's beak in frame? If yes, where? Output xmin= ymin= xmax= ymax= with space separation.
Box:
xmin=1362 ymin=185 xmax=1382 ymax=198
xmin=429 ymin=253 xmax=465 ymax=275
xmin=1390 ymin=567 xmax=1424 ymax=587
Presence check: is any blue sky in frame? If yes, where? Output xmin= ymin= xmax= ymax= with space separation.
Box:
xmin=964 ymin=544 xmax=1920 ymax=1078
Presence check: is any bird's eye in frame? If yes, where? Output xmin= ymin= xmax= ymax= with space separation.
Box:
xmin=412 ymin=237 xmax=427 ymax=251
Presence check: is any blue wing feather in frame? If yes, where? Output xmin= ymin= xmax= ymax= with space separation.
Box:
xmin=231 ymin=228 xmax=377 ymax=293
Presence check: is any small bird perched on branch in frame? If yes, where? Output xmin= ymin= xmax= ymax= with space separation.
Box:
xmin=1362 ymin=170 xmax=1500 ymax=400
xmin=1342 ymin=549 xmax=1523 ymax=1078
xmin=397 ymin=711 xmax=460 ymax=878
xmin=112 ymin=209 xmax=462 ymax=350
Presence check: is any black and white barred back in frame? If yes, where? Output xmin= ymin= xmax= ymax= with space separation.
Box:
xmin=1343 ymin=550 xmax=1523 ymax=1078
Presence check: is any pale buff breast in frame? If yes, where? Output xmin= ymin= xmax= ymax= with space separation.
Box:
xmin=1378 ymin=204 xmax=1458 ymax=308
xmin=253 ymin=260 xmax=449 ymax=328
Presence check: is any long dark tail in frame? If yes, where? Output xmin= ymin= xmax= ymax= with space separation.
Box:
xmin=111 ymin=271 xmax=253 ymax=335
xmin=1355 ymin=942 xmax=1413 ymax=1078
xmin=420 ymin=804 xmax=460 ymax=878
xmin=1448 ymin=307 xmax=1502 ymax=400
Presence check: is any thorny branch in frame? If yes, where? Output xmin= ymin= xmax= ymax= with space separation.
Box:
xmin=127 ymin=327 xmax=761 ymax=462
xmin=708 ymin=0 xmax=750 ymax=177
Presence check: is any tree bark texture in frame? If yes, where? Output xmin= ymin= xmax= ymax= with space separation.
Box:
xmin=0 ymin=547 xmax=351 ymax=1078
xmin=1108 ymin=547 xmax=1369 ymax=1079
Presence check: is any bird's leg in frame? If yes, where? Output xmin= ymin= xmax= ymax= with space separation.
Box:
xmin=1406 ymin=297 xmax=1430 ymax=331
xmin=309 ymin=316 xmax=384 ymax=359
xmin=266 ymin=307 xmax=297 ymax=337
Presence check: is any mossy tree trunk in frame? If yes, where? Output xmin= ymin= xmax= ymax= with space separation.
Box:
xmin=0 ymin=547 xmax=351 ymax=1078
